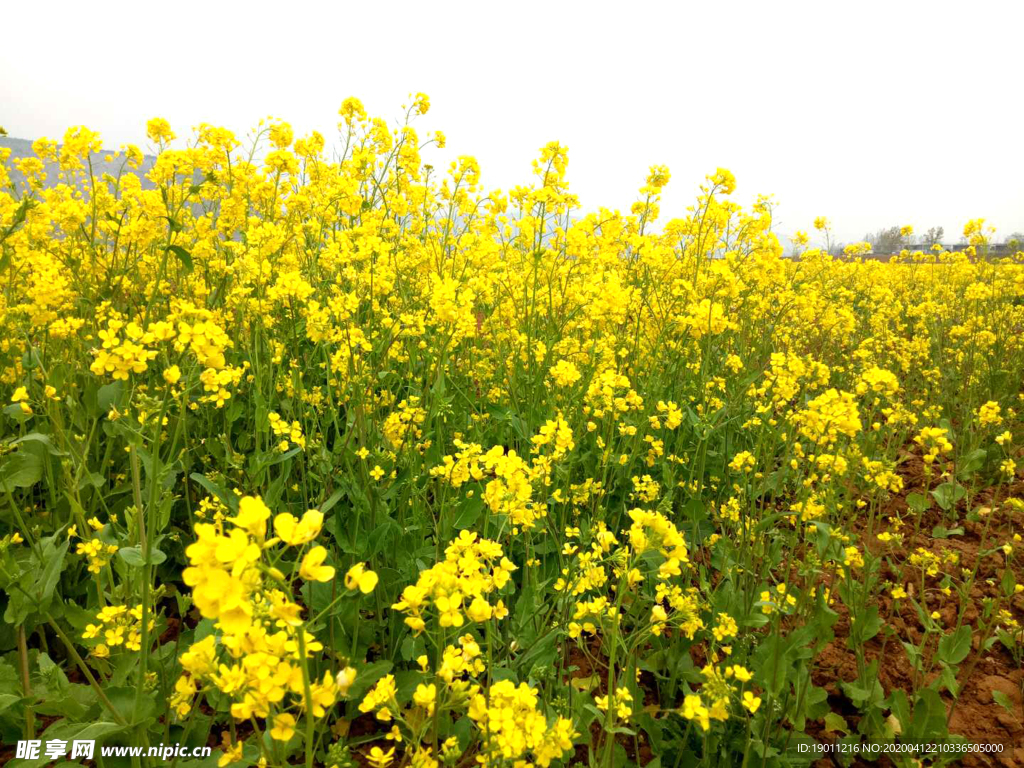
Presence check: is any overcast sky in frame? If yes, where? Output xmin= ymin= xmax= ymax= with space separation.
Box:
xmin=2 ymin=1 xmax=1021 ymax=244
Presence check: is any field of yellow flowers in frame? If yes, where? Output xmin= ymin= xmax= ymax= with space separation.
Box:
xmin=0 ymin=96 xmax=1023 ymax=768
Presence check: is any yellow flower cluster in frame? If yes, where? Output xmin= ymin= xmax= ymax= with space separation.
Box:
xmin=268 ymin=411 xmax=306 ymax=451
xmin=82 ymin=604 xmax=154 ymax=656
xmin=75 ymin=537 xmax=119 ymax=574
xmin=391 ymin=530 xmax=514 ymax=633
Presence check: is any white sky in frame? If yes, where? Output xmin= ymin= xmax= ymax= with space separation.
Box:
xmin=3 ymin=0 xmax=1022 ymax=244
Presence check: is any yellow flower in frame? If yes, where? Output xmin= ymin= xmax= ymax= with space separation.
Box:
xmin=730 ymin=665 xmax=752 ymax=683
xmin=466 ymin=596 xmax=492 ymax=622
xmin=146 ymin=117 xmax=176 ymax=144
xmin=742 ymin=691 xmax=761 ymax=713
xmin=10 ymin=386 xmax=31 ymax=414
xmin=231 ymin=495 xmax=271 ymax=539
xmin=163 ymin=365 xmax=181 ymax=384
xmin=412 ymin=92 xmax=430 ymax=116
xmin=300 ymin=546 xmax=335 ymax=582
xmin=712 ymin=613 xmax=738 ymax=642
xmin=367 ymin=746 xmax=394 ymax=768
xmin=339 ymin=97 xmax=367 ymax=126
xmin=270 ymin=713 xmax=296 ymax=741
xmin=218 ymin=741 xmax=243 ymax=768
xmin=344 ymin=562 xmax=379 ymax=593
xmin=414 ymin=683 xmax=437 ymax=714
xmin=274 ymin=509 xmax=323 ymax=545
xmin=549 ymin=360 xmax=582 ymax=387
xmin=728 ymin=451 xmax=755 ymax=473
xmin=336 ymin=666 xmax=357 ymax=696
xmin=681 ymin=694 xmax=710 ymax=731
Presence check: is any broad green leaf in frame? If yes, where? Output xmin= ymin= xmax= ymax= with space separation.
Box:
xmin=11 ymin=432 xmax=66 ymax=456
xmin=905 ymin=492 xmax=931 ymax=513
xmin=118 ymin=546 xmax=166 ymax=567
xmin=0 ymin=450 xmax=44 ymax=492
xmin=930 ymin=482 xmax=966 ymax=512
xmin=937 ymin=625 xmax=972 ymax=665
xmin=96 ymin=380 xmax=125 ymax=413
xmin=823 ymin=712 xmax=848 ymax=735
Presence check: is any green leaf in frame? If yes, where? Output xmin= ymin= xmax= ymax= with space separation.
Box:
xmin=400 ymin=635 xmax=425 ymax=662
xmin=0 ymin=449 xmax=44 ymax=492
xmin=956 ymin=448 xmax=987 ymax=480
xmin=0 ymin=692 xmax=22 ymax=714
xmin=887 ymin=688 xmax=911 ymax=730
xmin=118 ymin=547 xmax=146 ymax=567
xmin=571 ymin=675 xmax=600 ymax=692
xmin=754 ymin=634 xmax=789 ymax=697
xmin=118 ymin=546 xmax=167 ymax=567
xmin=261 ymin=446 xmax=302 ymax=469
xmin=823 ymin=711 xmax=848 ymax=735
xmin=1002 ymin=567 xmax=1017 ymax=597
xmin=930 ymin=482 xmax=966 ymax=512
xmin=452 ymin=496 xmax=483 ymax=530
xmin=368 ymin=518 xmax=400 ymax=558
xmin=106 ymin=685 xmax=156 ymax=725
xmin=938 ymin=664 xmax=959 ymax=695
xmin=36 ymin=538 xmax=70 ymax=610
xmin=14 ymin=721 xmax=126 ymax=768
xmin=168 ymin=244 xmax=194 ymax=272
xmin=992 ymin=690 xmax=1016 ymax=714
xmin=77 ymin=470 xmax=105 ymax=490
xmin=840 ymin=680 xmax=872 ymax=704
xmin=905 ymin=492 xmax=932 ymax=513
xmin=11 ymin=432 xmax=66 ymax=456
xmin=937 ymin=625 xmax=972 ymax=665
xmin=319 ymin=487 xmax=346 ymax=515
xmin=850 ymin=605 xmax=884 ymax=644
xmin=96 ymin=380 xmax=125 ymax=414
xmin=907 ymin=688 xmax=949 ymax=742
xmin=21 ymin=347 xmax=42 ymax=370
xmin=3 ymin=402 xmax=33 ymax=423
xmin=519 ymin=631 xmax=559 ymax=673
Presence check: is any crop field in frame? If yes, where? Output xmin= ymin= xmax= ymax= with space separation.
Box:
xmin=0 ymin=98 xmax=1022 ymax=767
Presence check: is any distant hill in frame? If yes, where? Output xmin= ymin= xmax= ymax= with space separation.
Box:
xmin=0 ymin=136 xmax=157 ymax=191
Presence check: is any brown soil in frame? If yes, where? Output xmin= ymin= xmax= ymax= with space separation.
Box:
xmin=807 ymin=453 xmax=1024 ymax=766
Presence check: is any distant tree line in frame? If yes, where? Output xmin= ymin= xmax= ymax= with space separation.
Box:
xmin=859 ymin=225 xmax=1023 ymax=254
